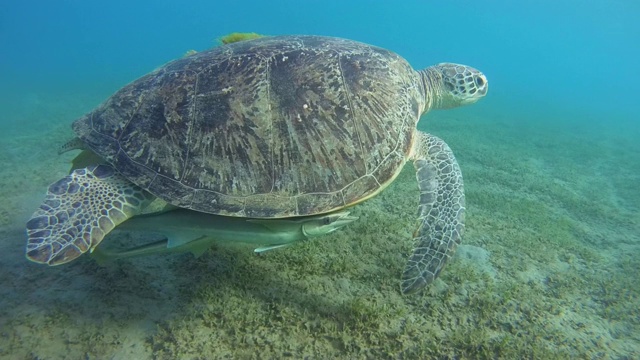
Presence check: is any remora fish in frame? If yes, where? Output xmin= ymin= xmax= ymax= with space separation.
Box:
xmin=90 ymin=209 xmax=357 ymax=263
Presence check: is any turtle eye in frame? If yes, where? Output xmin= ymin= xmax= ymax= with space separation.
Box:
xmin=475 ymin=76 xmax=485 ymax=87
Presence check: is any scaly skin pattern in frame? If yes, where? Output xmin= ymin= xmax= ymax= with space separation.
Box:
xmin=25 ymin=165 xmax=152 ymax=265
xmin=402 ymin=131 xmax=465 ymax=294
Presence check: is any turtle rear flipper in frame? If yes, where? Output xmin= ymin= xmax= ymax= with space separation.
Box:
xmin=402 ymin=131 xmax=465 ymax=294
xmin=25 ymin=165 xmax=153 ymax=265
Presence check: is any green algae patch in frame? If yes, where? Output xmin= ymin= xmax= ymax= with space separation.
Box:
xmin=218 ymin=32 xmax=265 ymax=45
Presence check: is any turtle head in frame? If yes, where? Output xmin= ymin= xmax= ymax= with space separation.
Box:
xmin=420 ymin=63 xmax=488 ymax=110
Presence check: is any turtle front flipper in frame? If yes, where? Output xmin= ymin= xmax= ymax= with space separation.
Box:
xmin=25 ymin=165 xmax=153 ymax=265
xmin=402 ymin=131 xmax=465 ymax=294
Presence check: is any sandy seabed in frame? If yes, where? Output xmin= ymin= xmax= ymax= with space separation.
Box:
xmin=0 ymin=94 xmax=638 ymax=359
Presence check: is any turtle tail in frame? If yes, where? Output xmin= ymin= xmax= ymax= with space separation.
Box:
xmin=58 ymin=137 xmax=86 ymax=155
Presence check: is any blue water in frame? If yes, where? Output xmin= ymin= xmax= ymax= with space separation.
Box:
xmin=1 ymin=1 xmax=638 ymax=358
xmin=2 ymin=1 xmax=638 ymax=122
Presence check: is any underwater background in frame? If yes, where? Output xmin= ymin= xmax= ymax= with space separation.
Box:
xmin=0 ymin=0 xmax=638 ymax=358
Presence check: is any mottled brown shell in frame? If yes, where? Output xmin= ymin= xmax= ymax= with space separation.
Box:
xmin=72 ymin=35 xmax=424 ymax=218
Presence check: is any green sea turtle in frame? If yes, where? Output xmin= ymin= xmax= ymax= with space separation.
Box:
xmin=25 ymin=35 xmax=488 ymax=294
